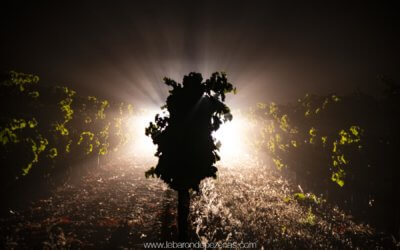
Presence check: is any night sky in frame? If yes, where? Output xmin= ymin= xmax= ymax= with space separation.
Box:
xmin=1 ymin=1 xmax=399 ymax=108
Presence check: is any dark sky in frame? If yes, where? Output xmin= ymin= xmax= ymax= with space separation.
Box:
xmin=1 ymin=1 xmax=399 ymax=108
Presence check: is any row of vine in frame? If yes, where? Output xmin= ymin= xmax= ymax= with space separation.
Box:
xmin=245 ymin=81 xmax=399 ymax=235
xmin=0 ymin=71 xmax=135 ymax=189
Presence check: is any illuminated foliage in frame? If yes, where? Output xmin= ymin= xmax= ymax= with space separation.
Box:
xmin=251 ymin=92 xmax=364 ymax=188
xmin=29 ymin=91 xmax=40 ymax=98
xmin=0 ymin=118 xmax=38 ymax=145
xmin=321 ymin=136 xmax=327 ymax=146
xmin=54 ymin=87 xmax=75 ymax=136
xmin=272 ymin=157 xmax=286 ymax=170
xmin=48 ymin=147 xmax=58 ymax=159
xmin=0 ymin=71 xmax=137 ymax=183
xmin=331 ymin=169 xmax=345 ymax=187
xmin=0 ymin=128 xmax=18 ymax=145
xmin=7 ymin=71 xmax=39 ymax=92
xmin=96 ymin=100 xmax=109 ymax=119
xmin=66 ymin=140 xmax=72 ymax=153
xmin=309 ymin=127 xmax=317 ymax=144
xmin=329 ymin=126 xmax=363 ymax=187
xmin=22 ymin=136 xmax=48 ymax=175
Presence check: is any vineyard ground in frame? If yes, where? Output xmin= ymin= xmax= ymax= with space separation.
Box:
xmin=0 ymin=156 xmax=396 ymax=249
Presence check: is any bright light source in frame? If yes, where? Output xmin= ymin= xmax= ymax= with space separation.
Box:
xmin=213 ymin=111 xmax=252 ymax=164
xmin=126 ymin=110 xmax=158 ymax=161
xmin=125 ymin=109 xmax=253 ymax=166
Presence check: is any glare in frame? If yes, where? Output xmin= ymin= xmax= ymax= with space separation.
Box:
xmin=213 ymin=111 xmax=252 ymax=164
xmin=126 ymin=109 xmax=253 ymax=166
xmin=126 ymin=109 xmax=158 ymax=161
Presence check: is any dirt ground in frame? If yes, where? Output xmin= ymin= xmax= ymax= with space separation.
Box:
xmin=0 ymin=156 xmax=396 ymax=249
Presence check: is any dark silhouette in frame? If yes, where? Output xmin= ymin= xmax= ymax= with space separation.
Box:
xmin=145 ymin=72 xmax=235 ymax=242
